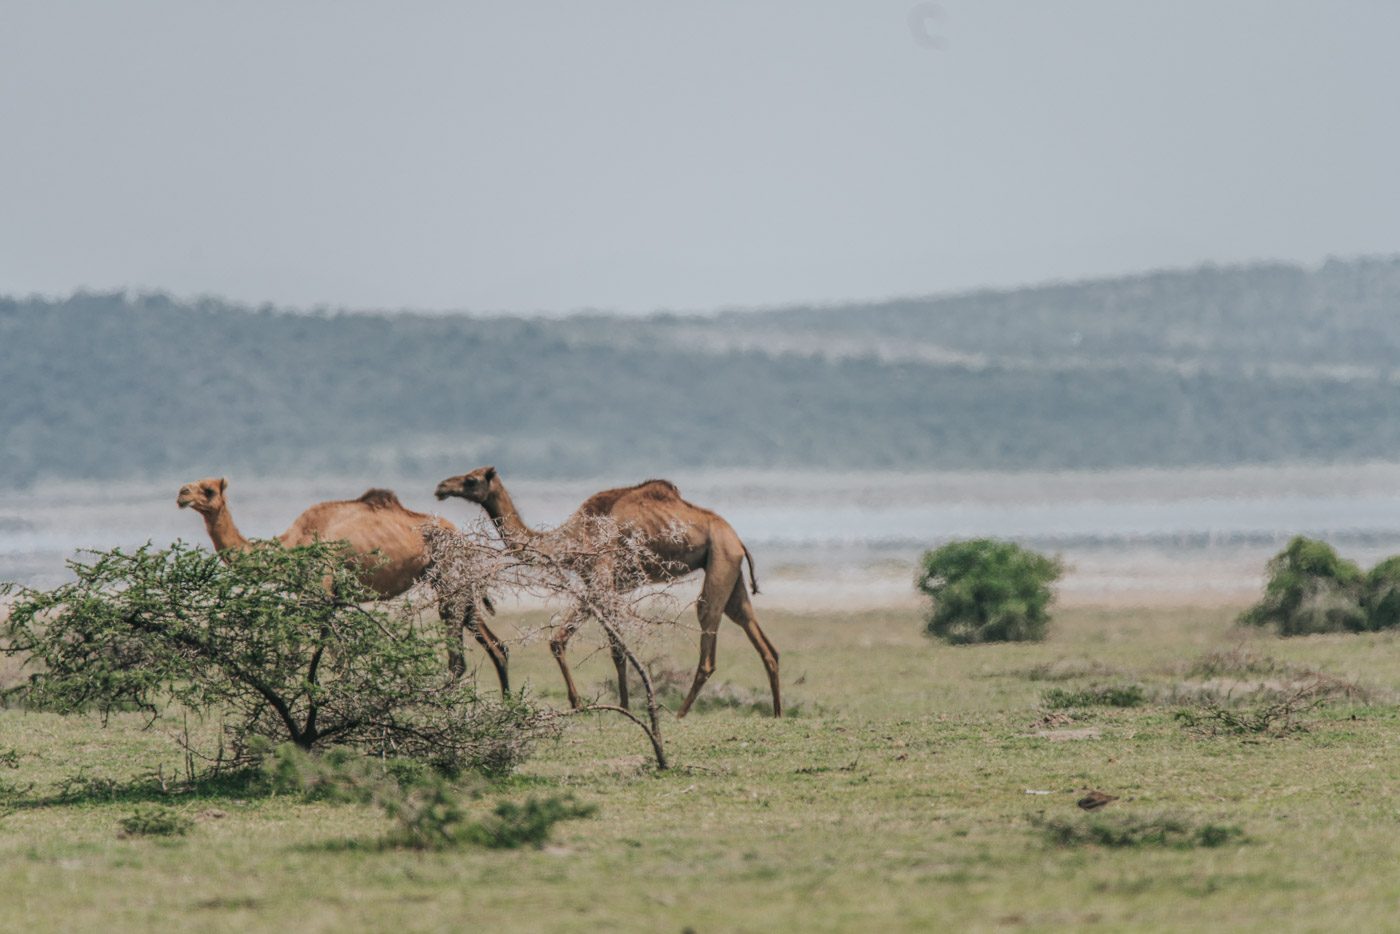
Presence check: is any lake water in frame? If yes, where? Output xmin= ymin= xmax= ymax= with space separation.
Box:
xmin=4 ymin=464 xmax=1400 ymax=608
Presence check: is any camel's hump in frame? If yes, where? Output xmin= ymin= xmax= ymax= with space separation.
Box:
xmin=636 ymin=479 xmax=681 ymax=498
xmin=579 ymin=479 xmax=682 ymax=515
xmin=356 ymin=488 xmax=403 ymax=509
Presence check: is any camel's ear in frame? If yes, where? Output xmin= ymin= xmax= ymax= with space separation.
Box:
xmin=483 ymin=466 xmax=497 ymax=482
xmin=218 ymin=477 xmax=228 ymax=493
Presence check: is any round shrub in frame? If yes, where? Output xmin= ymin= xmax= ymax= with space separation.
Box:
xmin=916 ymin=539 xmax=1063 ymax=644
xmin=1239 ymin=536 xmax=1365 ymax=636
xmin=1362 ymin=556 xmax=1400 ymax=632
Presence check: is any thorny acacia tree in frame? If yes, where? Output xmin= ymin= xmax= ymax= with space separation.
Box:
xmin=426 ymin=515 xmax=690 ymax=770
xmin=1 ymin=542 xmax=555 ymax=775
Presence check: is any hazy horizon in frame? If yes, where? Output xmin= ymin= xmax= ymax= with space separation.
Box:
xmin=4 ymin=1 xmax=1398 ymax=313
xmin=7 ymin=252 xmax=1394 ymax=320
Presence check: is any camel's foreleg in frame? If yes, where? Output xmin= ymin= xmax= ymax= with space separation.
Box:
xmin=605 ymin=628 xmax=630 ymax=709
xmin=677 ymin=564 xmax=735 ymax=718
xmin=550 ymin=614 xmax=586 ymax=709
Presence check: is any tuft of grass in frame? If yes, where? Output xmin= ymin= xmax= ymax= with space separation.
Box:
xmin=1182 ymin=649 xmax=1375 ymax=703
xmin=606 ymin=661 xmax=801 ymax=717
xmin=1032 ymin=812 xmax=1245 ymax=849
xmin=1019 ymin=658 xmax=1121 ymax=682
xmin=1041 ymin=684 xmax=1146 ymax=709
xmin=1186 ymin=648 xmax=1295 ymax=679
xmin=119 ymin=805 xmax=193 ymax=838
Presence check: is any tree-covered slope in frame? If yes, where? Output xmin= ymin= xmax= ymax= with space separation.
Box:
xmin=3 ymin=257 xmax=1399 ymax=485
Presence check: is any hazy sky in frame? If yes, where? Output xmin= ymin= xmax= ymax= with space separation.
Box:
xmin=2 ymin=1 xmax=1397 ymax=313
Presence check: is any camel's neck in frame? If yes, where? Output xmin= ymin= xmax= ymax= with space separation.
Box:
xmin=482 ymin=487 xmax=536 ymax=544
xmin=202 ymin=507 xmax=252 ymax=559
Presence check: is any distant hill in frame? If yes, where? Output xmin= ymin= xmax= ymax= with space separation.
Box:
xmin=3 ymin=256 xmax=1400 ymax=486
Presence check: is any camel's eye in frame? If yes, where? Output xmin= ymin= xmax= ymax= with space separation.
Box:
xmin=203 ymin=487 xmax=215 ymax=497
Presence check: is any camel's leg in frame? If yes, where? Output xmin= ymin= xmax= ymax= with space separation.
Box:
xmin=443 ymin=597 xmax=469 ymax=681
xmin=447 ymin=625 xmax=468 ymax=681
xmin=468 ymin=614 xmax=511 ymax=697
xmin=550 ymin=615 xmax=586 ymax=709
xmin=677 ymin=558 xmax=741 ymax=718
xmin=605 ymin=628 xmax=630 ymax=709
xmin=725 ymin=575 xmax=781 ymax=717
xmin=448 ymin=597 xmax=510 ymax=696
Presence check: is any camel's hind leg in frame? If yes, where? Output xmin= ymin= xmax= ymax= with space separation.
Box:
xmin=447 ymin=598 xmax=511 ymax=696
xmin=677 ymin=557 xmax=740 ymax=718
xmin=468 ymin=615 xmax=511 ymax=697
xmin=724 ymin=575 xmax=780 ymax=717
xmin=444 ymin=596 xmax=470 ymax=680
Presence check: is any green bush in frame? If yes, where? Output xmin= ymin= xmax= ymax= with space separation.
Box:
xmin=266 ymin=744 xmax=595 ymax=850
xmin=457 ymin=795 xmax=598 ymax=850
xmin=1239 ymin=537 xmax=1366 ymax=636
xmin=1362 ymin=556 xmax=1400 ymax=632
xmin=2 ymin=542 xmax=556 ymax=775
xmin=916 ymin=539 xmax=1063 ymax=644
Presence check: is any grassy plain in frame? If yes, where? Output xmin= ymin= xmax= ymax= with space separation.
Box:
xmin=4 ymin=604 xmax=1400 ymax=932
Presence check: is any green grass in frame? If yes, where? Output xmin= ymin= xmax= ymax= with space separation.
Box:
xmin=4 ymin=604 xmax=1400 ymax=931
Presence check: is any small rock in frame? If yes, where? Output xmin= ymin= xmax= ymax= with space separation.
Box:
xmin=1032 ymin=727 xmax=1101 ymax=741
xmin=1077 ymin=790 xmax=1119 ymax=811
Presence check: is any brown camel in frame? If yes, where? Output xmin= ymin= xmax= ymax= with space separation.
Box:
xmin=434 ymin=466 xmax=780 ymax=717
xmin=176 ymin=477 xmax=510 ymax=693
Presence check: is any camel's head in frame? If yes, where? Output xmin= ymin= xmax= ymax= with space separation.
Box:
xmin=435 ymin=466 xmax=498 ymax=505
xmin=177 ymin=476 xmax=228 ymax=515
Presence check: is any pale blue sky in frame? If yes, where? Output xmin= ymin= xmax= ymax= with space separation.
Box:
xmin=2 ymin=1 xmax=1397 ymax=313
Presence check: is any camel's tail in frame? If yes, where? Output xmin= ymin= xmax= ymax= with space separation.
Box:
xmin=744 ymin=545 xmax=760 ymax=595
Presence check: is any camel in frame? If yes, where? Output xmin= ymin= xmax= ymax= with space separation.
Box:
xmin=176 ymin=477 xmax=510 ymax=693
xmin=433 ymin=466 xmax=780 ymax=717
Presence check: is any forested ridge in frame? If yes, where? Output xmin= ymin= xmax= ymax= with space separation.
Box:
xmin=3 ymin=257 xmax=1399 ymax=486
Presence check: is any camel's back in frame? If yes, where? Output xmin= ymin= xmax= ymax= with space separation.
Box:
xmin=277 ymin=490 xmax=453 ymax=598
xmin=575 ymin=479 xmax=732 ymax=539
xmin=281 ymin=490 xmax=451 ymax=559
xmin=578 ymin=480 xmax=683 ymax=516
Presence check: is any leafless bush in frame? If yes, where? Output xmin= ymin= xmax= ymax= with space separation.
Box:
xmin=1173 ymin=680 xmax=1330 ymax=737
xmin=1019 ymin=658 xmax=1123 ymax=682
xmin=425 ymin=515 xmax=692 ymax=769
